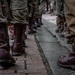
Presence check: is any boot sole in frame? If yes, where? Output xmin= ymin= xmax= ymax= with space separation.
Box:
xmin=0 ymin=59 xmax=15 ymax=70
xmin=12 ymin=52 xmax=24 ymax=56
xmin=57 ymin=62 xmax=75 ymax=70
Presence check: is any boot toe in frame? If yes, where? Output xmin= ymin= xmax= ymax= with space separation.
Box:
xmin=0 ymin=49 xmax=15 ymax=69
xmin=57 ymin=55 xmax=75 ymax=69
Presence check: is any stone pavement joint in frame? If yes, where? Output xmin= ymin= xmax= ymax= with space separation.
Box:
xmin=34 ymin=34 xmax=54 ymax=75
xmin=0 ymin=34 xmax=48 ymax=75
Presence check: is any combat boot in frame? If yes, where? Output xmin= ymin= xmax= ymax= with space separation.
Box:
xmin=56 ymin=16 xmax=65 ymax=33
xmin=36 ymin=18 xmax=41 ymax=27
xmin=12 ymin=24 xmax=25 ymax=56
xmin=58 ymin=44 xmax=75 ymax=70
xmin=28 ymin=17 xmax=36 ymax=34
xmin=0 ymin=23 xmax=15 ymax=68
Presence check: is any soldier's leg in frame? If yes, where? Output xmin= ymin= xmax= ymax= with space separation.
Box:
xmin=11 ymin=0 xmax=28 ymax=56
xmin=36 ymin=17 xmax=41 ymax=27
xmin=37 ymin=14 xmax=43 ymax=26
xmin=11 ymin=19 xmax=27 ymax=56
xmin=39 ymin=2 xmax=45 ymax=25
xmin=39 ymin=14 xmax=43 ymax=25
xmin=58 ymin=0 xmax=75 ymax=70
xmin=35 ymin=12 xmax=41 ymax=27
xmin=56 ymin=0 xmax=65 ymax=33
xmin=27 ymin=0 xmax=36 ymax=34
xmin=0 ymin=1 xmax=15 ymax=68
xmin=33 ymin=0 xmax=40 ymax=27
xmin=28 ymin=17 xmax=36 ymax=34
xmin=62 ymin=2 xmax=73 ymax=43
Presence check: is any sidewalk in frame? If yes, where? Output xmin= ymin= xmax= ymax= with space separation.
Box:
xmin=35 ymin=14 xmax=75 ymax=75
xmin=42 ymin=14 xmax=72 ymax=52
xmin=0 ymin=34 xmax=47 ymax=75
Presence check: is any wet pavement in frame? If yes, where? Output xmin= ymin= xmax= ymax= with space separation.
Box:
xmin=35 ymin=14 xmax=75 ymax=75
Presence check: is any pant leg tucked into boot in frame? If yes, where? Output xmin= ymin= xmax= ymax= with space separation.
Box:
xmin=12 ymin=24 xmax=25 ymax=56
xmin=57 ymin=0 xmax=75 ymax=70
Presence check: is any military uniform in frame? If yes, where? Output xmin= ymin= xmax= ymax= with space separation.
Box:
xmin=39 ymin=0 xmax=45 ymax=25
xmin=0 ymin=0 xmax=8 ymax=23
xmin=56 ymin=0 xmax=65 ymax=33
xmin=0 ymin=0 xmax=15 ymax=67
xmin=58 ymin=0 xmax=75 ymax=70
xmin=27 ymin=0 xmax=36 ymax=34
xmin=34 ymin=0 xmax=42 ymax=27
xmin=34 ymin=0 xmax=39 ymax=19
xmin=11 ymin=0 xmax=28 ymax=24
xmin=56 ymin=0 xmax=70 ymax=39
xmin=10 ymin=0 xmax=28 ymax=55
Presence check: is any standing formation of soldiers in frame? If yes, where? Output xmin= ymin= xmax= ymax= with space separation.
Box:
xmin=1 ymin=0 xmax=75 ymax=70
xmin=0 ymin=0 xmax=45 ymax=69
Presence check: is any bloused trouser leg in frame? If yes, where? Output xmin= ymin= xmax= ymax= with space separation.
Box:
xmin=11 ymin=0 xmax=28 ymax=56
xmin=0 ymin=1 xmax=15 ymax=68
xmin=56 ymin=0 xmax=65 ymax=33
xmin=58 ymin=0 xmax=75 ymax=70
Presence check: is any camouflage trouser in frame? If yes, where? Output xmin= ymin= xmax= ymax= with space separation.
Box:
xmin=28 ymin=0 xmax=35 ymax=18
xmin=56 ymin=0 xmax=65 ymax=31
xmin=56 ymin=0 xmax=68 ymax=18
xmin=34 ymin=2 xmax=40 ymax=19
xmin=10 ymin=0 xmax=28 ymax=25
xmin=0 ymin=1 xmax=8 ymax=23
xmin=56 ymin=0 xmax=64 ymax=16
xmin=64 ymin=0 xmax=75 ymax=45
xmin=39 ymin=2 xmax=45 ymax=16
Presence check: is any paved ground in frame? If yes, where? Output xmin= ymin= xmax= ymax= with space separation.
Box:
xmin=42 ymin=14 xmax=72 ymax=51
xmin=0 ymin=34 xmax=48 ymax=75
xmin=0 ymin=14 xmax=75 ymax=75
xmin=35 ymin=14 xmax=75 ymax=75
